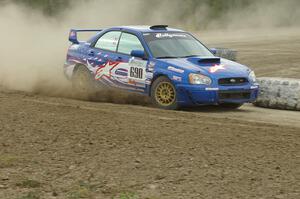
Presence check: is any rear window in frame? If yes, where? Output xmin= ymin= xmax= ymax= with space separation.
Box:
xmin=95 ymin=31 xmax=121 ymax=52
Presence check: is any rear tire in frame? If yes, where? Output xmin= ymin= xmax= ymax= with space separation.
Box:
xmin=219 ymin=103 xmax=243 ymax=109
xmin=151 ymin=76 xmax=178 ymax=110
xmin=72 ymin=66 xmax=96 ymax=100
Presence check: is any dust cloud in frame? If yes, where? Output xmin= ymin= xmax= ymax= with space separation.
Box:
xmin=0 ymin=0 xmax=147 ymax=96
xmin=0 ymin=0 xmax=299 ymax=97
xmin=0 ymin=3 xmax=69 ymax=94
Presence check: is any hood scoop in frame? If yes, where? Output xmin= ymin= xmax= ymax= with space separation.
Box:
xmin=188 ymin=57 xmax=221 ymax=65
xmin=197 ymin=57 xmax=221 ymax=64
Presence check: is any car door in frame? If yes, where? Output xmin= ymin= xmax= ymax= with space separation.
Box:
xmin=88 ymin=31 xmax=149 ymax=93
xmin=87 ymin=31 xmax=122 ymax=83
xmin=112 ymin=32 xmax=149 ymax=93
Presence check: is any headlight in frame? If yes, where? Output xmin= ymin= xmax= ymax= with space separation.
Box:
xmin=189 ymin=73 xmax=212 ymax=85
xmin=248 ymin=71 xmax=257 ymax=82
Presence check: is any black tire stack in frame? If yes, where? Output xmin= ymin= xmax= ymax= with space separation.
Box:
xmin=254 ymin=77 xmax=300 ymax=111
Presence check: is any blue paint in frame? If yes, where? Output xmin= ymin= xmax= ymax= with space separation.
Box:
xmin=64 ymin=26 xmax=259 ymax=107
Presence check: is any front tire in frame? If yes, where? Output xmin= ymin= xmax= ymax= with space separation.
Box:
xmin=151 ymin=76 xmax=178 ymax=110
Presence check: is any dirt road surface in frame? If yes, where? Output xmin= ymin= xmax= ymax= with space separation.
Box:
xmin=0 ymin=29 xmax=299 ymax=199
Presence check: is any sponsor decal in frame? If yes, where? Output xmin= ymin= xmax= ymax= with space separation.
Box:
xmin=147 ymin=61 xmax=156 ymax=72
xmin=251 ymin=86 xmax=259 ymax=89
xmin=205 ymin=88 xmax=219 ymax=91
xmin=115 ymin=68 xmax=128 ymax=77
xmin=168 ymin=66 xmax=184 ymax=74
xmin=146 ymin=73 xmax=154 ymax=79
xmin=93 ymin=57 xmax=148 ymax=89
xmin=129 ymin=57 xmax=147 ymax=68
xmin=130 ymin=67 xmax=144 ymax=79
xmin=128 ymin=58 xmax=147 ymax=80
xmin=128 ymin=78 xmax=147 ymax=88
xmin=172 ymin=75 xmax=182 ymax=82
xmin=128 ymin=79 xmax=137 ymax=85
xmin=156 ymin=33 xmax=187 ymax=38
xmin=209 ymin=64 xmax=225 ymax=73
xmin=95 ymin=61 xmax=120 ymax=80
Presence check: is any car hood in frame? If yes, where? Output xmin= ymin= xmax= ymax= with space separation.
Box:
xmin=160 ymin=57 xmax=251 ymax=78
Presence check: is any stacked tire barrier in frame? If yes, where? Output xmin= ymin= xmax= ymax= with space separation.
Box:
xmin=254 ymin=77 xmax=300 ymax=111
xmin=215 ymin=48 xmax=237 ymax=61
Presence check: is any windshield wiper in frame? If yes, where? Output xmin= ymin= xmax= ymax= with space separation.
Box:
xmin=156 ymin=55 xmax=200 ymax=59
xmin=179 ymin=55 xmax=200 ymax=58
xmin=156 ymin=56 xmax=178 ymax=59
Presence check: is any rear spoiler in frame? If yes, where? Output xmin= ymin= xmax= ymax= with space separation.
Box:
xmin=69 ymin=29 xmax=103 ymax=44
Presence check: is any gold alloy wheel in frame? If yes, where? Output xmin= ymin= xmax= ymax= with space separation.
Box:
xmin=155 ymin=82 xmax=176 ymax=106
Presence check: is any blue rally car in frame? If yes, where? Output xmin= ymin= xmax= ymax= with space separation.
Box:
xmin=64 ymin=25 xmax=259 ymax=110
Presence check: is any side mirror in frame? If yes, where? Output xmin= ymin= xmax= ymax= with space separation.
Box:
xmin=210 ymin=48 xmax=217 ymax=55
xmin=131 ymin=50 xmax=145 ymax=59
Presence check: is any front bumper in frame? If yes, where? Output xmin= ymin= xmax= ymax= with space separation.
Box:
xmin=176 ymin=84 xmax=259 ymax=106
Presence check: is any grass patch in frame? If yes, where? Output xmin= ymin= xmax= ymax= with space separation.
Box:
xmin=16 ymin=179 xmax=42 ymax=188
xmin=17 ymin=192 xmax=40 ymax=199
xmin=114 ymin=192 xmax=139 ymax=199
xmin=0 ymin=155 xmax=19 ymax=168
xmin=68 ymin=181 xmax=96 ymax=199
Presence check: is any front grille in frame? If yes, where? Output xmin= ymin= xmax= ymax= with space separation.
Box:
xmin=218 ymin=90 xmax=251 ymax=100
xmin=218 ymin=77 xmax=248 ymax=86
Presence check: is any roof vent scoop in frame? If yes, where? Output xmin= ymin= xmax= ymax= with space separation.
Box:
xmin=197 ymin=57 xmax=221 ymax=64
xmin=150 ymin=25 xmax=168 ymax=30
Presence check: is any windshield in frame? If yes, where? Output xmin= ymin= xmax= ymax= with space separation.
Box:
xmin=143 ymin=32 xmax=214 ymax=59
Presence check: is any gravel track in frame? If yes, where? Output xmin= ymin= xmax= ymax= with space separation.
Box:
xmin=0 ymin=29 xmax=300 ymax=199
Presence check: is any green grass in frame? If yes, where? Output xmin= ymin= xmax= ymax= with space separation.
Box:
xmin=0 ymin=155 xmax=19 ymax=168
xmin=16 ymin=179 xmax=42 ymax=188
xmin=114 ymin=192 xmax=139 ymax=199
xmin=17 ymin=192 xmax=40 ymax=199
xmin=68 ymin=181 xmax=96 ymax=199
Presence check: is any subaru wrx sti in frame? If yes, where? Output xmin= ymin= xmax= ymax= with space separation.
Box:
xmin=64 ymin=25 xmax=259 ymax=109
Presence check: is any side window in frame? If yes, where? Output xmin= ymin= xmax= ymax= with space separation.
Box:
xmin=95 ymin=31 xmax=121 ymax=52
xmin=118 ymin=33 xmax=144 ymax=55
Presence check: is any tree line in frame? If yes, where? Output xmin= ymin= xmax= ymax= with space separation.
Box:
xmin=4 ymin=0 xmax=254 ymax=16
